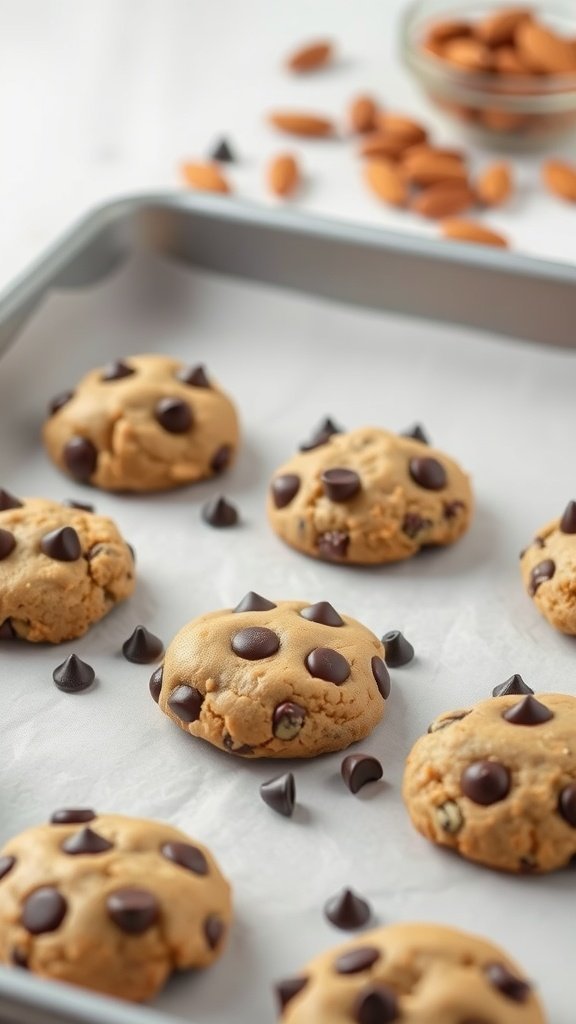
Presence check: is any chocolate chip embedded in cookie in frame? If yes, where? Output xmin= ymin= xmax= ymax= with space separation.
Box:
xmin=0 ymin=813 xmax=231 ymax=1002
xmin=0 ymin=496 xmax=135 ymax=643
xmin=403 ymin=691 xmax=576 ymax=873
xmin=42 ymin=354 xmax=239 ymax=492
xmin=520 ymin=501 xmax=576 ymax=633
xmin=153 ymin=597 xmax=389 ymax=758
xmin=267 ymin=427 xmax=472 ymax=565
xmin=275 ymin=922 xmax=545 ymax=1023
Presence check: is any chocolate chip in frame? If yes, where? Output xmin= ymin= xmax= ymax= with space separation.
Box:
xmin=53 ymin=654 xmax=95 ymax=693
xmin=210 ymin=137 xmax=235 ymax=162
xmin=162 ymin=841 xmax=208 ymax=874
xmin=204 ymin=914 xmax=224 ymax=949
xmin=371 ymin=657 xmax=390 ymax=699
xmin=62 ymin=827 xmax=113 ymax=855
xmin=50 ymin=809 xmax=96 ymax=824
xmin=354 ymin=984 xmax=399 ymax=1023
xmin=503 ymin=695 xmax=553 ymax=726
xmin=0 ymin=489 xmax=22 ymax=511
xmin=259 ymin=772 xmax=295 ymax=817
xmin=401 ymin=423 xmax=429 ymax=444
xmin=168 ymin=684 xmax=204 ymax=723
xmin=560 ymin=500 xmax=576 ymax=534
xmin=11 ymin=948 xmax=28 ymax=969
xmin=318 ymin=530 xmax=349 ymax=559
xmin=485 ymin=963 xmax=531 ymax=1002
xmin=0 ymin=856 xmax=15 ymax=880
xmin=155 ymin=397 xmax=192 ymax=433
xmin=534 ymin=536 xmax=545 ymax=548
xmin=341 ymin=754 xmax=383 ymax=794
xmin=492 ymin=674 xmax=534 ymax=698
xmin=22 ymin=888 xmax=67 ymax=934
xmin=334 ymin=946 xmax=380 ymax=975
xmin=461 ymin=761 xmax=510 ymax=805
xmin=177 ymin=364 xmax=211 ymax=387
xmin=321 ymin=468 xmax=361 ymax=502
xmin=409 ymin=456 xmax=447 ymax=490
xmin=271 ymin=474 xmax=300 ymax=508
xmin=126 ymin=542 xmax=136 ymax=562
xmin=0 ymin=619 xmax=16 ymax=640
xmin=202 ymin=496 xmax=238 ymax=527
xmin=122 ymin=625 xmax=164 ymax=664
xmin=48 ymin=390 xmax=74 ymax=415
xmin=402 ymin=512 xmax=431 ymax=538
xmin=222 ymin=733 xmax=254 ymax=756
xmin=63 ymin=437 xmax=98 ymax=481
xmin=306 ymin=647 xmax=350 ymax=684
xmin=300 ymin=602 xmax=343 ymax=626
xmin=107 ymin=888 xmax=159 ymax=934
xmin=299 ymin=416 xmax=342 ymax=452
xmin=234 ymin=592 xmax=277 ymax=612
xmin=101 ymin=360 xmax=135 ymax=381
xmin=559 ymin=783 xmax=576 ymax=827
xmin=275 ymin=977 xmax=309 ymax=1011
xmin=149 ymin=665 xmax=163 ymax=703
xmin=528 ymin=558 xmax=555 ymax=595
xmin=232 ymin=626 xmax=280 ymax=659
xmin=324 ymin=888 xmax=371 ymax=929
xmin=444 ymin=500 xmax=465 ymax=520
xmin=273 ymin=701 xmax=306 ymax=740
xmin=0 ymin=529 xmax=15 ymax=560
xmin=211 ymin=444 xmax=232 ymax=473
xmin=61 ymin=498 xmax=95 ymax=513
xmin=382 ymin=630 xmax=414 ymax=667
xmin=40 ymin=526 xmax=81 ymax=562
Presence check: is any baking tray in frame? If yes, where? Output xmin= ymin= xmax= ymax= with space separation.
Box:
xmin=0 ymin=194 xmax=575 ymax=1024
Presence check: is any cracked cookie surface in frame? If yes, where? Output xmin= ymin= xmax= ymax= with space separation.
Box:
xmin=520 ymin=501 xmax=576 ymax=634
xmin=0 ymin=811 xmax=232 ymax=1002
xmin=43 ymin=355 xmax=239 ymax=492
xmin=152 ymin=596 xmax=389 ymax=758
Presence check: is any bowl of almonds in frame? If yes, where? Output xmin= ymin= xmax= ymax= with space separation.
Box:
xmin=402 ymin=1 xmax=576 ymax=147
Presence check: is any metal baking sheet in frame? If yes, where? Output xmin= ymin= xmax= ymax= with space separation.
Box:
xmin=0 ymin=196 xmax=575 ymax=1024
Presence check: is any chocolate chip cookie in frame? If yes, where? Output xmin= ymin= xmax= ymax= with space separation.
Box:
xmin=267 ymin=427 xmax=473 ymax=564
xmin=520 ymin=500 xmax=576 ymax=634
xmin=403 ymin=691 xmax=576 ymax=873
xmin=0 ymin=493 xmax=134 ymax=643
xmin=0 ymin=811 xmax=232 ymax=1002
xmin=43 ymin=355 xmax=239 ymax=492
xmin=276 ymin=922 xmax=545 ymax=1023
xmin=152 ymin=595 xmax=390 ymax=757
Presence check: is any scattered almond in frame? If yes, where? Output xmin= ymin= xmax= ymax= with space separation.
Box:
xmin=412 ymin=181 xmax=475 ymax=219
xmin=403 ymin=143 xmax=465 ymax=162
xmin=286 ymin=39 xmax=333 ymax=73
xmin=515 ymin=19 xmax=576 ymax=73
xmin=442 ymin=37 xmax=494 ymax=72
xmin=376 ymin=113 xmax=427 ymax=146
xmin=403 ymin=150 xmax=468 ymax=186
xmin=358 ymin=131 xmax=410 ymax=160
xmin=542 ymin=159 xmax=576 ymax=201
xmin=267 ymin=153 xmax=300 ymax=197
xmin=442 ymin=219 xmax=509 ymax=248
xmin=477 ymin=162 xmax=513 ymax=206
xmin=349 ymin=94 xmax=379 ymax=134
xmin=268 ymin=111 xmax=334 ymax=137
xmin=364 ymin=160 xmax=407 ymax=207
xmin=475 ymin=8 xmax=532 ymax=48
xmin=181 ymin=162 xmax=230 ymax=193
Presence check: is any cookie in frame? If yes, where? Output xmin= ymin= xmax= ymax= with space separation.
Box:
xmin=403 ymin=691 xmax=576 ymax=873
xmin=43 ymin=355 xmax=239 ymax=492
xmin=152 ymin=595 xmax=390 ymax=758
xmin=0 ymin=495 xmax=134 ymax=643
xmin=276 ymin=922 xmax=545 ymax=1023
xmin=0 ymin=811 xmax=232 ymax=1002
xmin=520 ymin=500 xmax=576 ymax=634
xmin=267 ymin=427 xmax=472 ymax=564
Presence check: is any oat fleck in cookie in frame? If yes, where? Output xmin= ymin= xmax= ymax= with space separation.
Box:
xmin=403 ymin=692 xmax=576 ymax=873
xmin=520 ymin=500 xmax=576 ymax=633
xmin=267 ymin=427 xmax=472 ymax=564
xmin=151 ymin=596 xmax=390 ymax=757
xmin=275 ymin=922 xmax=545 ymax=1023
xmin=0 ymin=812 xmax=231 ymax=1002
xmin=43 ymin=355 xmax=239 ymax=492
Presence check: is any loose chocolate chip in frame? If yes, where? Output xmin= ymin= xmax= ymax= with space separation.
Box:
xmin=177 ymin=364 xmax=211 ymax=387
xmin=299 ymin=416 xmax=343 ymax=452
xmin=0 ymin=489 xmax=23 ymax=511
xmin=321 ymin=468 xmax=361 ymax=502
xmin=155 ymin=397 xmax=192 ymax=433
xmin=275 ymin=977 xmax=309 ymax=1011
xmin=306 ymin=647 xmax=350 ymax=684
xmin=559 ymin=784 xmax=576 ymax=828
xmin=485 ymin=963 xmax=531 ymax=1003
xmin=11 ymin=948 xmax=28 ymax=969
xmin=48 ymin=390 xmax=74 ymax=415
xmin=211 ymin=444 xmax=232 ymax=473
xmin=101 ymin=360 xmax=135 ymax=381
xmin=0 ymin=529 xmax=15 ymax=560
xmin=401 ymin=423 xmax=429 ymax=445
xmin=409 ymin=456 xmax=447 ymax=490
xmin=318 ymin=530 xmax=349 ymax=559
xmin=40 ymin=526 xmax=81 ymax=562
xmin=271 ymin=474 xmax=300 ymax=509
xmin=402 ymin=512 xmax=430 ymax=539
xmin=492 ymin=674 xmax=534 ymax=698
xmin=61 ymin=498 xmax=95 ymax=512
xmin=204 ymin=914 xmax=224 ymax=949
xmin=461 ymin=761 xmax=510 ymax=805
xmin=168 ymin=684 xmax=204 ymax=723
xmin=234 ymin=592 xmax=277 ymax=612
xmin=354 ymin=984 xmax=399 ymax=1023
xmin=560 ymin=500 xmax=576 ymax=534
xmin=62 ymin=827 xmax=113 ymax=855
xmin=259 ymin=772 xmax=295 ymax=817
xmin=0 ymin=619 xmax=16 ymax=640
xmin=202 ymin=496 xmax=238 ymax=527
xmin=341 ymin=754 xmax=383 ymax=794
xmin=107 ymin=888 xmax=159 ymax=934
xmin=444 ymin=499 xmax=465 ymax=520
xmin=528 ymin=558 xmax=555 ymax=595
xmin=149 ymin=665 xmax=163 ymax=703
xmin=371 ymin=656 xmax=391 ymax=699
xmin=273 ymin=701 xmax=306 ymax=740
xmin=52 ymin=654 xmax=95 ymax=693
xmin=22 ymin=888 xmax=67 ymax=934
xmin=122 ymin=625 xmax=164 ymax=664
xmin=162 ymin=841 xmax=208 ymax=874
xmin=50 ymin=809 xmax=96 ymax=824
xmin=63 ymin=437 xmax=98 ymax=481
xmin=300 ymin=602 xmax=344 ymax=626
xmin=382 ymin=630 xmax=414 ymax=667
xmin=232 ymin=626 xmax=280 ymax=660
xmin=210 ymin=137 xmax=235 ymax=162
xmin=503 ymin=695 xmax=553 ymax=726
xmin=324 ymin=888 xmax=371 ymax=930
xmin=0 ymin=856 xmax=15 ymax=880
xmin=334 ymin=946 xmax=380 ymax=975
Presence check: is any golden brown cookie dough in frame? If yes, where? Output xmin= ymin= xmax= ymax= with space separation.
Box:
xmin=267 ymin=427 xmax=473 ymax=565
xmin=151 ymin=595 xmax=390 ymax=758
xmin=43 ymin=355 xmax=239 ymax=492
xmin=277 ymin=922 xmax=546 ymax=1023
xmin=520 ymin=500 xmax=576 ymax=634
xmin=403 ymin=691 xmax=576 ymax=873
xmin=0 ymin=811 xmax=231 ymax=1002
xmin=0 ymin=493 xmax=134 ymax=643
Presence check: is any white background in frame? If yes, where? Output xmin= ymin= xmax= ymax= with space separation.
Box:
xmin=1 ymin=0 xmax=576 ymax=292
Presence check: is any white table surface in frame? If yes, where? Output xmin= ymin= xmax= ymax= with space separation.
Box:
xmin=1 ymin=0 xmax=576 ymax=293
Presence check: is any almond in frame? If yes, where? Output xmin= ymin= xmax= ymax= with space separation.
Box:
xmin=494 ymin=45 xmax=532 ymax=74
xmin=358 ymin=132 xmax=410 ymax=161
xmin=542 ymin=159 xmax=576 ymax=201
xmin=477 ymin=162 xmax=513 ymax=206
xmin=349 ymin=94 xmax=378 ymax=134
xmin=180 ymin=162 xmax=230 ymax=193
xmin=475 ymin=8 xmax=532 ymax=48
xmin=425 ymin=19 xmax=472 ymax=47
xmin=364 ymin=160 xmax=407 ymax=207
xmin=480 ymin=108 xmax=530 ymax=133
xmin=442 ymin=219 xmax=509 ymax=248
xmin=442 ymin=37 xmax=494 ymax=71
xmin=376 ymin=113 xmax=427 ymax=146
xmin=403 ymin=143 xmax=465 ymax=162
xmin=516 ymin=20 xmax=576 ymax=73
xmin=268 ymin=111 xmax=334 ymax=137
xmin=286 ymin=39 xmax=333 ymax=73
xmin=403 ymin=150 xmax=468 ymax=186
xmin=412 ymin=181 xmax=475 ymax=219
xmin=267 ymin=153 xmax=300 ymax=197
